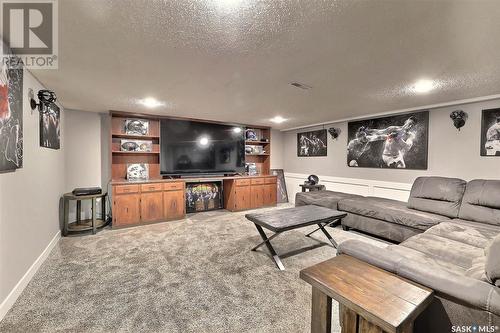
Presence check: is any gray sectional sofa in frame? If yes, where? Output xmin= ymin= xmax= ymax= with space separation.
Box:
xmin=295 ymin=177 xmax=500 ymax=332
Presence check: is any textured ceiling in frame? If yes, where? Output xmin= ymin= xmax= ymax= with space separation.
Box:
xmin=32 ymin=0 xmax=500 ymax=129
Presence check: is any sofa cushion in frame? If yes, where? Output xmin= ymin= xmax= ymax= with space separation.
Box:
xmin=425 ymin=219 xmax=500 ymax=248
xmin=400 ymin=232 xmax=485 ymax=270
xmin=459 ymin=179 xmax=500 ymax=226
xmin=407 ymin=176 xmax=466 ymax=218
xmin=485 ymin=234 xmax=500 ymax=287
xmin=295 ymin=190 xmax=361 ymax=210
xmin=338 ymin=196 xmax=450 ymax=230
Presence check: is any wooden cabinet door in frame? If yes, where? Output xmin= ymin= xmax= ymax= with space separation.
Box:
xmin=164 ymin=190 xmax=185 ymax=220
xmin=250 ymin=184 xmax=265 ymax=209
xmin=234 ymin=185 xmax=251 ymax=211
xmin=263 ymin=184 xmax=277 ymax=206
xmin=141 ymin=192 xmax=164 ymax=222
xmin=113 ymin=194 xmax=141 ymax=226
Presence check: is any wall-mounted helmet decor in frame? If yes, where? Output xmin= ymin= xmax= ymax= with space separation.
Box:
xmin=450 ymin=110 xmax=468 ymax=131
xmin=30 ymin=89 xmax=57 ymax=113
xmin=328 ymin=127 xmax=341 ymax=140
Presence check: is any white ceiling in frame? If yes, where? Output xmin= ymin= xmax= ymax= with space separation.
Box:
xmin=32 ymin=0 xmax=500 ymax=129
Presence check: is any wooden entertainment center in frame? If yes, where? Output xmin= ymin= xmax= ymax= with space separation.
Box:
xmin=110 ymin=112 xmax=277 ymax=228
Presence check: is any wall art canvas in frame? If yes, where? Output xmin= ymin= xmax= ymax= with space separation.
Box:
xmin=120 ymin=139 xmax=152 ymax=152
xmin=347 ymin=111 xmax=429 ymax=169
xmin=125 ymin=119 xmax=149 ymax=136
xmin=271 ymin=169 xmax=288 ymax=203
xmin=0 ymin=53 xmax=23 ymax=172
xmin=40 ymin=102 xmax=61 ymax=149
xmin=186 ymin=182 xmax=222 ymax=213
xmin=481 ymin=108 xmax=500 ymax=156
xmin=297 ymin=129 xmax=327 ymax=157
xmin=127 ymin=163 xmax=149 ymax=181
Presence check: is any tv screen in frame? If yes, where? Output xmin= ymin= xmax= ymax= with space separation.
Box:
xmin=160 ymin=119 xmax=245 ymax=175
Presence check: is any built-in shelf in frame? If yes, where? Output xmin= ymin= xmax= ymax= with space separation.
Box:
xmin=111 ymin=133 xmax=160 ymax=140
xmin=112 ymin=151 xmax=160 ymax=155
xmin=110 ymin=112 xmax=272 ymax=179
xmin=245 ymin=140 xmax=270 ymax=145
xmin=111 ymin=114 xmax=162 ymax=180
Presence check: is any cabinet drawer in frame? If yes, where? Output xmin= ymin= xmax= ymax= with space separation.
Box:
xmin=235 ymin=179 xmax=250 ymax=186
xmin=265 ymin=177 xmax=277 ymax=184
xmin=164 ymin=182 xmax=184 ymax=191
xmin=251 ymin=178 xmax=265 ymax=185
xmin=114 ymin=184 xmax=139 ymax=194
xmin=141 ymin=183 xmax=163 ymax=192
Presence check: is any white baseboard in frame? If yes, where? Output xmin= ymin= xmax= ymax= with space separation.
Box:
xmin=0 ymin=231 xmax=61 ymax=322
xmin=284 ymin=172 xmax=412 ymax=203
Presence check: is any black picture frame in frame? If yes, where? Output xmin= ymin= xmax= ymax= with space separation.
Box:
xmin=297 ymin=129 xmax=327 ymax=157
xmin=39 ymin=102 xmax=61 ymax=150
xmin=480 ymin=108 xmax=500 ymax=157
xmin=347 ymin=110 xmax=429 ymax=170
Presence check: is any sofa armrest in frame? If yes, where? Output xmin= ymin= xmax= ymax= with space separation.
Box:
xmin=337 ymin=239 xmax=402 ymax=272
xmin=338 ymin=240 xmax=500 ymax=316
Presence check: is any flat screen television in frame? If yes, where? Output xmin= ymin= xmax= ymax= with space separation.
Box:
xmin=160 ymin=119 xmax=245 ymax=175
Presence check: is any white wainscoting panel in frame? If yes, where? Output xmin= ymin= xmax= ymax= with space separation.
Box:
xmin=284 ymin=172 xmax=412 ymax=203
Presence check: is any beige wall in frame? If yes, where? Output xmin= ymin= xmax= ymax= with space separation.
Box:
xmin=64 ymin=109 xmax=102 ymax=191
xmin=282 ymin=99 xmax=500 ymax=184
xmin=270 ymin=129 xmax=284 ymax=170
xmin=0 ymin=69 xmax=65 ymax=306
xmin=100 ymin=114 xmax=111 ymax=190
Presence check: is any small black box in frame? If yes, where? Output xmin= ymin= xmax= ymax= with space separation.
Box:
xmin=72 ymin=187 xmax=102 ymax=196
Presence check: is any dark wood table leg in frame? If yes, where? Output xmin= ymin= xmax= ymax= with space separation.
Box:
xmin=101 ymin=194 xmax=106 ymax=224
xmin=252 ymin=224 xmax=285 ymax=270
xmin=63 ymin=198 xmax=69 ymax=236
xmin=339 ymin=304 xmax=358 ymax=333
xmin=91 ymin=198 xmax=96 ymax=235
xmin=311 ymin=287 xmax=332 ymax=333
xmin=76 ymin=200 xmax=81 ymax=224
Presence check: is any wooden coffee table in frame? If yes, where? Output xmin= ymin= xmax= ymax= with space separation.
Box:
xmin=245 ymin=205 xmax=346 ymax=270
xmin=300 ymin=255 xmax=434 ymax=333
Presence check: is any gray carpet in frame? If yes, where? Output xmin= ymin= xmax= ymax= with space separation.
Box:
xmin=0 ymin=204 xmax=388 ymax=333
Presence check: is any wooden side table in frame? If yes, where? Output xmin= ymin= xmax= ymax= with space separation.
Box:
xmin=300 ymin=255 xmax=434 ymax=333
xmin=300 ymin=184 xmax=326 ymax=192
xmin=62 ymin=192 xmax=109 ymax=236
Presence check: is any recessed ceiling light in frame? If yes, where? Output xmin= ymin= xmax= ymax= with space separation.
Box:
xmin=232 ymin=127 xmax=242 ymax=133
xmin=412 ymin=79 xmax=435 ymax=94
xmin=212 ymin=0 xmax=245 ymax=12
xmin=270 ymin=116 xmax=287 ymax=124
xmin=138 ymin=97 xmax=165 ymax=108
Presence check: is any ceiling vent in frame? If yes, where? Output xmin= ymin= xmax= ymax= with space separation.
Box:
xmin=290 ymin=82 xmax=312 ymax=90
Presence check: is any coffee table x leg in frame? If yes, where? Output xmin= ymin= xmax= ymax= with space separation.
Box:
xmin=305 ymin=218 xmax=340 ymax=248
xmin=251 ymin=224 xmax=285 ymax=270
